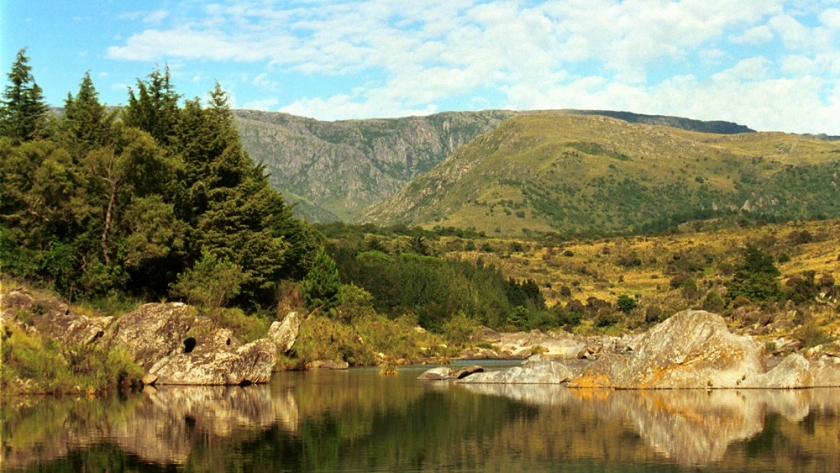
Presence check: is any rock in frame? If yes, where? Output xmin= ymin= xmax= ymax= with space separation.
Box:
xmin=743 ymin=354 xmax=813 ymax=388
xmin=307 ymin=360 xmax=350 ymax=370
xmin=418 ymin=367 xmax=453 ymax=380
xmin=811 ymin=357 xmax=840 ymax=387
xmin=453 ymin=365 xmax=484 ymax=379
xmin=459 ymin=347 xmax=499 ymax=359
xmin=109 ymin=303 xmax=196 ymax=371
xmin=570 ymin=310 xmax=766 ymax=389
xmin=419 ymin=365 xmax=485 ymax=380
xmin=141 ymin=374 xmax=158 ymax=385
xmin=458 ymin=357 xmax=575 ymax=384
xmin=1 ymin=289 xmax=111 ymax=345
xmin=149 ymin=329 xmax=276 ymax=385
xmin=268 ymin=311 xmax=301 ymax=354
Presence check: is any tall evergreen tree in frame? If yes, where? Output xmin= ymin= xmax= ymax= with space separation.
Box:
xmin=0 ymin=48 xmax=49 ymax=142
xmin=122 ymin=66 xmax=180 ymax=147
xmin=62 ymin=72 xmax=115 ymax=155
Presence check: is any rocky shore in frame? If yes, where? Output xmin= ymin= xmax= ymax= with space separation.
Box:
xmin=435 ymin=310 xmax=840 ymax=389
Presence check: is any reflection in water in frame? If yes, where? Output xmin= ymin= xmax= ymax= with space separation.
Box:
xmin=4 ymin=369 xmax=840 ymax=472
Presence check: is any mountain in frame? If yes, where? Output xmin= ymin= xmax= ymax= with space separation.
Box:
xmin=360 ymin=113 xmax=840 ymax=236
xmin=234 ymin=109 xmax=756 ymax=223
xmin=234 ymin=109 xmax=519 ymax=222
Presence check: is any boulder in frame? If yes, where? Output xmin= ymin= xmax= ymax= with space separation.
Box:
xmin=458 ymin=357 xmax=576 ymax=384
xmin=268 ymin=311 xmax=301 ymax=354
xmin=418 ymin=365 xmax=484 ymax=380
xmin=1 ymin=289 xmax=111 ymax=345
xmin=149 ymin=329 xmax=276 ymax=385
xmin=108 ymin=303 xmax=196 ymax=371
xmin=570 ymin=310 xmax=765 ymax=389
xmin=811 ymin=357 xmax=840 ymax=387
xmin=742 ymin=354 xmax=813 ymax=388
xmin=418 ymin=367 xmax=454 ymax=380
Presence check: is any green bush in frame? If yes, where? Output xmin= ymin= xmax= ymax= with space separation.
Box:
xmin=617 ymin=295 xmax=637 ymax=314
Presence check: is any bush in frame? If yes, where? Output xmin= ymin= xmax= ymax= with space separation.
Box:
xmin=301 ymin=247 xmax=343 ymax=313
xmin=617 ymin=295 xmax=637 ymax=314
xmin=170 ymin=249 xmax=244 ymax=313
xmin=702 ymin=291 xmax=726 ymax=313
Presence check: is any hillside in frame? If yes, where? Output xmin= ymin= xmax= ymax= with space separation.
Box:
xmin=360 ymin=113 xmax=840 ymax=236
xmin=234 ymin=110 xmax=519 ymax=221
xmin=234 ymin=109 xmax=756 ymax=222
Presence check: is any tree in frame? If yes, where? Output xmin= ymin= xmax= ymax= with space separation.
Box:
xmin=0 ymin=48 xmax=49 ymax=142
xmin=170 ymin=249 xmax=244 ymax=312
xmin=617 ymin=294 xmax=637 ymax=314
xmin=122 ymin=66 xmax=180 ymax=147
xmin=728 ymin=244 xmax=783 ymax=302
xmin=302 ymin=247 xmax=343 ymax=313
xmin=61 ymin=72 xmax=115 ymax=155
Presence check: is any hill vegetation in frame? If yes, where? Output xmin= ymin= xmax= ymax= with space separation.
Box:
xmin=361 ymin=113 xmax=840 ymax=236
xmin=234 ymin=109 xmax=757 ymax=223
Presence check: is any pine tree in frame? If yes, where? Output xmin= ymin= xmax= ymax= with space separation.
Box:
xmin=0 ymin=48 xmax=50 ymax=142
xmin=62 ymin=72 xmax=115 ymax=154
xmin=302 ymin=247 xmax=343 ymax=313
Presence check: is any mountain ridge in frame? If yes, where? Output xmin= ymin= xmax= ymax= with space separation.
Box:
xmin=359 ymin=113 xmax=840 ymax=236
xmin=233 ymin=109 xmax=757 ymax=222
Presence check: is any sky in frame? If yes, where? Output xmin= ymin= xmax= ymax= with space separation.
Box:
xmin=2 ymin=0 xmax=840 ymax=134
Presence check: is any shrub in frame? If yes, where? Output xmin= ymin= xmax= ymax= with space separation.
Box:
xmin=617 ymin=295 xmax=637 ymax=314
xmin=702 ymin=291 xmax=726 ymax=313
xmin=170 ymin=249 xmax=244 ymax=313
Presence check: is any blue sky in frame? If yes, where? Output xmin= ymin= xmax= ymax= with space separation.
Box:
xmin=3 ymin=0 xmax=840 ymax=134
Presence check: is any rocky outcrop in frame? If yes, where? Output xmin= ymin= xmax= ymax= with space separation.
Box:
xmin=1 ymin=289 xmax=112 ymax=345
xmin=109 ymin=303 xmax=277 ymax=385
xmin=268 ymin=311 xmax=301 ymax=354
xmin=456 ymin=356 xmax=587 ymax=384
xmin=457 ymin=310 xmax=840 ymax=389
xmin=570 ymin=310 xmax=766 ymax=389
xmin=147 ymin=329 xmax=276 ymax=385
xmin=417 ymin=365 xmax=484 ymax=380
xmin=108 ymin=303 xmax=196 ymax=371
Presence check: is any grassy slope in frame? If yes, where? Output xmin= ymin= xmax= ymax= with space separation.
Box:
xmin=361 ymin=114 xmax=840 ymax=236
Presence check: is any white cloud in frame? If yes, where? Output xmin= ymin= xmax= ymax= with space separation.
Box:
xmin=103 ymin=0 xmax=840 ymax=133
xmin=729 ymin=25 xmax=774 ymax=44
xmin=821 ymin=8 xmax=840 ymax=27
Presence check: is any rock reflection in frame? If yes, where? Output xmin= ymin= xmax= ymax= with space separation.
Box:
xmin=1 ymin=384 xmax=300 ymax=469
xmin=459 ymin=384 xmax=840 ymax=466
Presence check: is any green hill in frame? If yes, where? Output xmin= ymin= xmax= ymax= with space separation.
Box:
xmin=360 ymin=113 xmax=840 ymax=236
xmin=234 ymin=109 xmax=757 ymax=223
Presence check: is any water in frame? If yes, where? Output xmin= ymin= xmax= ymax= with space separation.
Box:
xmin=3 ymin=361 xmax=840 ymax=472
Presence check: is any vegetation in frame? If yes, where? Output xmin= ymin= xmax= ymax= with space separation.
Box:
xmin=0 ymin=50 xmax=317 ymax=309
xmin=362 ymin=113 xmax=840 ymax=237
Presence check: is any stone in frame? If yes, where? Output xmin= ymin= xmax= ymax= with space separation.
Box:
xmin=268 ymin=311 xmax=301 ymax=354
xmin=149 ymin=329 xmax=276 ymax=385
xmin=108 ymin=303 xmax=196 ymax=371
xmin=742 ymin=354 xmax=813 ymax=388
xmin=452 ymin=365 xmax=484 ymax=379
xmin=811 ymin=357 xmax=840 ymax=387
xmin=1 ymin=289 xmax=111 ymax=345
xmin=570 ymin=310 xmax=765 ymax=389
xmin=418 ymin=367 xmax=453 ymax=380
xmin=458 ymin=358 xmax=575 ymax=384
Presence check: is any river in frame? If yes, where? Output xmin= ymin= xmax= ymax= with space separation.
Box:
xmin=2 ymin=361 xmax=840 ymax=472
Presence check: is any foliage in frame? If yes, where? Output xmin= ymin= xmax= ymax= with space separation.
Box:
xmin=1 ymin=326 xmax=142 ymax=394
xmin=170 ymin=249 xmax=245 ymax=312
xmin=617 ymin=294 xmax=637 ymax=314
xmin=0 ymin=49 xmax=49 ymax=142
xmin=302 ymin=246 xmax=343 ymax=312
xmin=0 ymin=56 xmax=317 ymax=310
xmin=729 ymin=245 xmax=783 ymax=302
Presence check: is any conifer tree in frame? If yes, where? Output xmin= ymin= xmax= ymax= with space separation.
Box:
xmin=302 ymin=247 xmax=343 ymax=312
xmin=0 ymin=48 xmax=49 ymax=142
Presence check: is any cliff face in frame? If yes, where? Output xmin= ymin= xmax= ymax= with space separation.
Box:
xmin=234 ymin=109 xmax=519 ymax=222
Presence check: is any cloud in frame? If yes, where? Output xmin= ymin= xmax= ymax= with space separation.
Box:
xmin=730 ymin=25 xmax=774 ymax=44
xmin=103 ymin=0 xmax=840 ymax=133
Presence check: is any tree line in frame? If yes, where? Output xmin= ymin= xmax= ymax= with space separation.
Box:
xmin=0 ymin=49 xmax=318 ymax=309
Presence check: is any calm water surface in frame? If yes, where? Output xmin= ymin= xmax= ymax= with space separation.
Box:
xmin=3 ymin=361 xmax=840 ymax=472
